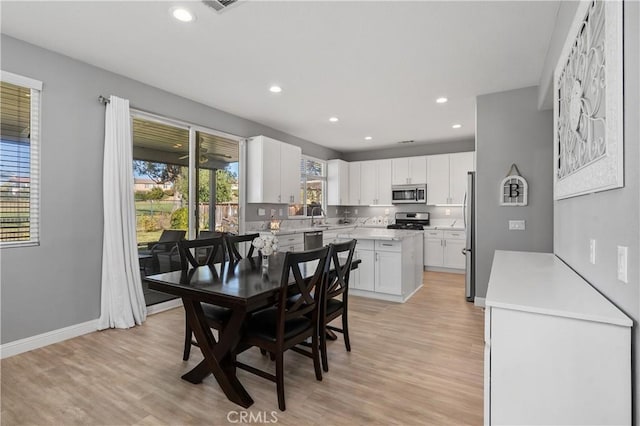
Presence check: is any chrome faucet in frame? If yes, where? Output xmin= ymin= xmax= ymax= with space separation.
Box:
xmin=310 ymin=206 xmax=324 ymax=226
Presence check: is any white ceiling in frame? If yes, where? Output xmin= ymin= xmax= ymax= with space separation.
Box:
xmin=1 ymin=1 xmax=560 ymax=152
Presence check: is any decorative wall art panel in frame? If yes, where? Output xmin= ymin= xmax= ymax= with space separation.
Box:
xmin=554 ymin=0 xmax=623 ymax=200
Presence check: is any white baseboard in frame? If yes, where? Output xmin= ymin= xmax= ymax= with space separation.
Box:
xmin=424 ymin=266 xmax=465 ymax=274
xmin=0 ymin=319 xmax=99 ymax=359
xmin=350 ymin=285 xmax=423 ymax=304
xmin=1 ymin=299 xmax=183 ymax=359
xmin=474 ymin=297 xmax=486 ymax=308
xmin=147 ymin=298 xmax=182 ymax=315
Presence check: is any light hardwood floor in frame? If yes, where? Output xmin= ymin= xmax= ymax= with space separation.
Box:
xmin=1 ymin=271 xmax=484 ymax=425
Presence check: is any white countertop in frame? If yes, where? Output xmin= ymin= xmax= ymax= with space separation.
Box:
xmin=486 ymin=251 xmax=631 ymax=327
xmin=336 ymin=228 xmax=422 ymax=241
xmin=262 ymin=224 xmax=356 ymax=236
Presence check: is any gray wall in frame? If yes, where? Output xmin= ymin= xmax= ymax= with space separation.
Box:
xmin=475 ymin=86 xmax=554 ymax=298
xmin=0 ymin=35 xmax=338 ymax=344
xmin=537 ymin=1 xmax=580 ymax=110
xmin=552 ymin=1 xmax=640 ymax=420
xmin=341 ymin=139 xmax=474 ymax=162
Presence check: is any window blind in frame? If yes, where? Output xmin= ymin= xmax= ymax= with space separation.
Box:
xmin=0 ymin=72 xmax=42 ymax=247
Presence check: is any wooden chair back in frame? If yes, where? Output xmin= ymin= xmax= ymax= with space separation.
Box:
xmin=326 ymin=240 xmax=357 ymax=302
xmin=277 ymin=247 xmax=330 ymax=333
xmin=226 ymin=233 xmax=259 ymax=262
xmin=177 ymin=237 xmax=226 ymax=270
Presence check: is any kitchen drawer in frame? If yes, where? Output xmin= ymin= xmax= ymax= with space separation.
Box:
xmin=424 ymin=230 xmax=443 ymax=239
xmin=444 ymin=230 xmax=465 ymax=240
xmin=278 ymin=234 xmax=304 ymax=246
xmin=355 ymin=239 xmax=374 ymax=250
xmin=375 ymin=240 xmax=401 ymax=252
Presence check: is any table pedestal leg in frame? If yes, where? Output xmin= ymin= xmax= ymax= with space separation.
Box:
xmin=180 ymin=299 xmax=253 ymax=408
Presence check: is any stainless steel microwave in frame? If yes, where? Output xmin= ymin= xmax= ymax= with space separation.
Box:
xmin=391 ymin=184 xmax=427 ymax=204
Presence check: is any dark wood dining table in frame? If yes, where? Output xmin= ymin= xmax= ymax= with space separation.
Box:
xmin=144 ymin=252 xmax=359 ymax=408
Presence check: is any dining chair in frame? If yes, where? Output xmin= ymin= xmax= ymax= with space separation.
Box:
xmin=235 ymin=246 xmax=331 ymax=411
xmin=225 ymin=233 xmax=259 ymax=262
xmin=320 ymin=239 xmax=357 ymax=372
xmin=139 ymin=229 xmax=186 ymax=274
xmin=177 ymin=236 xmax=231 ymax=361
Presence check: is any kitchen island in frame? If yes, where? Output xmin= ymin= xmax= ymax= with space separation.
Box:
xmin=336 ymin=228 xmax=424 ymax=303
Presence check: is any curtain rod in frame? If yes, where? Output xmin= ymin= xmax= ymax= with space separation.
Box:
xmin=98 ymin=95 xmax=110 ymax=104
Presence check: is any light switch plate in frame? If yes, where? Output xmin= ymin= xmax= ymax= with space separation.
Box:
xmin=589 ymin=239 xmax=596 ymax=264
xmin=445 ymin=208 xmax=451 ymax=216
xmin=509 ymin=220 xmax=526 ymax=231
xmin=617 ymin=246 xmax=628 ymax=283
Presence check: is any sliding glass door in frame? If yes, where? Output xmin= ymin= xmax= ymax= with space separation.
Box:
xmin=131 ymin=113 xmax=240 ymax=306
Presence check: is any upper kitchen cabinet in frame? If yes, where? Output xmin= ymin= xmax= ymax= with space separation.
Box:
xmin=246 ymin=135 xmax=302 ymax=204
xmin=392 ymin=156 xmax=427 ymax=185
xmin=327 ymin=159 xmax=349 ymax=206
xmin=449 ymin=151 xmax=474 ymax=204
xmin=427 ymin=152 xmax=474 ymax=204
xmin=348 ymin=162 xmax=361 ymax=205
xmin=360 ymin=160 xmax=392 ymax=205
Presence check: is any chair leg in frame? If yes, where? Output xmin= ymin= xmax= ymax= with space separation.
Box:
xmin=342 ymin=312 xmax=351 ymax=352
xmin=183 ymin=317 xmax=192 ymax=361
xmin=275 ymin=352 xmax=286 ymax=411
xmin=312 ymin=329 xmax=323 ymax=381
xmin=320 ymin=322 xmax=329 ymax=372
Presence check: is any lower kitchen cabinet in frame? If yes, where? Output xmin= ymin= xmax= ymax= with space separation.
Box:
xmin=424 ymin=229 xmax=466 ymax=270
xmin=348 ymin=235 xmax=422 ymax=302
xmin=485 ymin=251 xmax=631 ymax=426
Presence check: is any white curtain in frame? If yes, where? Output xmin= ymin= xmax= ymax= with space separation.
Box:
xmin=98 ymin=96 xmax=147 ymax=330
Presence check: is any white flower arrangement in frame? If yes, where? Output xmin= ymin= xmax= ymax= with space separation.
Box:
xmin=252 ymin=234 xmax=279 ymax=256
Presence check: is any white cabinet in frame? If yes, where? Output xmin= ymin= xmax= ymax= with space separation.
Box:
xmin=426 ymin=154 xmax=450 ymax=205
xmin=424 ymin=229 xmax=466 ymax=270
xmin=392 ymin=156 xmax=427 ymax=185
xmin=485 ymin=251 xmax=631 ymax=426
xmin=327 ymin=159 xmax=349 ymax=206
xmin=280 ymin=142 xmax=302 ymax=204
xmin=359 ymin=160 xmax=392 ymax=205
xmin=350 ymin=237 xmax=421 ymax=300
xmin=348 ymin=162 xmax=361 ymax=206
xmin=426 ymin=152 xmax=474 ymax=205
xmin=352 ymin=241 xmax=375 ymax=292
xmin=424 ymin=230 xmax=445 ymax=266
xmin=275 ymin=233 xmax=304 ymax=253
xmin=247 ymin=135 xmax=302 ymax=204
xmin=374 ymin=240 xmax=402 ymax=295
xmin=449 ymin=152 xmax=474 ymax=204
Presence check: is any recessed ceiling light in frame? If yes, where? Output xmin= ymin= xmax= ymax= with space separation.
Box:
xmin=452 ymin=124 xmax=462 ymax=129
xmin=269 ymin=85 xmax=282 ymax=93
xmin=436 ymin=97 xmax=448 ymax=104
xmin=364 ymin=136 xmax=373 ymax=141
xmin=171 ymin=7 xmax=195 ymax=23
xmin=329 ymin=117 xmax=339 ymax=123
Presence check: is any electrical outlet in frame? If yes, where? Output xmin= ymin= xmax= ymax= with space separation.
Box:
xmin=258 ymin=208 xmax=266 ymax=217
xmin=445 ymin=208 xmax=451 ymax=216
xmin=335 ymin=208 xmax=339 ymax=214
xmin=617 ymin=246 xmax=628 ymax=283
xmin=384 ymin=208 xmax=390 ymax=215
xmin=508 ymin=220 xmax=525 ymax=231
xmin=589 ymin=239 xmax=596 ymax=264
xmin=279 ymin=209 xmax=283 ymax=216
xmin=354 ymin=209 xmax=358 ymax=214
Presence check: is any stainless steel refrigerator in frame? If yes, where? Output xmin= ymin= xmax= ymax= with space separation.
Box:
xmin=463 ymin=172 xmax=475 ymax=302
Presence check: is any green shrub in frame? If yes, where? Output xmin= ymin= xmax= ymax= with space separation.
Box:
xmin=170 ymin=207 xmax=188 ymax=229
xmin=139 ymin=214 xmax=162 ymax=232
xmin=134 ymin=191 xmax=147 ymax=201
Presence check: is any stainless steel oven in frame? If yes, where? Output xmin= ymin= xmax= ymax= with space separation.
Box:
xmin=391 ymin=184 xmax=427 ymax=204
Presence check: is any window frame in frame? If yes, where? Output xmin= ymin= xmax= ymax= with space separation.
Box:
xmin=289 ymin=155 xmax=327 ymax=218
xmin=0 ymin=71 xmax=42 ymax=248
